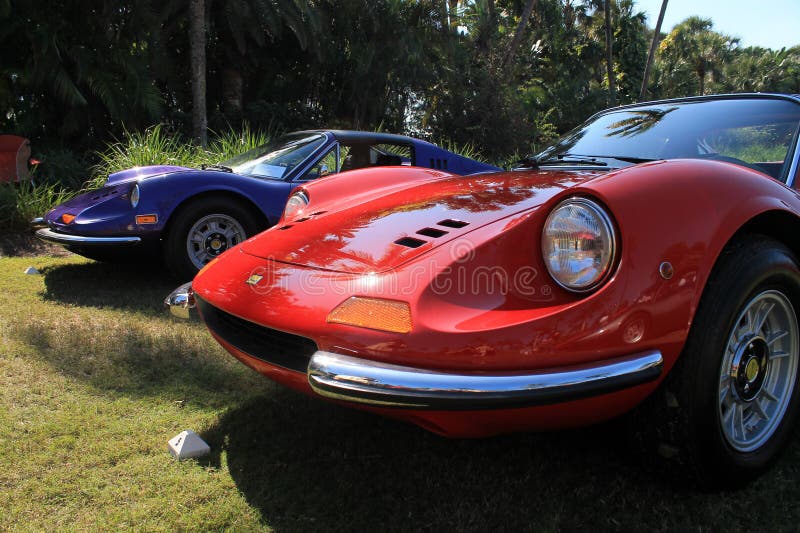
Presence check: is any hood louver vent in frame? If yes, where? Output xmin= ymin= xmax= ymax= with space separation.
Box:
xmin=417 ymin=227 xmax=448 ymax=238
xmin=396 ymin=221 xmax=466 ymax=248
xmin=437 ymin=219 xmax=469 ymax=229
xmin=394 ymin=237 xmax=427 ymax=248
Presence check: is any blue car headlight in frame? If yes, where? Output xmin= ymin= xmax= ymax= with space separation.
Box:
xmin=130 ymin=183 xmax=140 ymax=208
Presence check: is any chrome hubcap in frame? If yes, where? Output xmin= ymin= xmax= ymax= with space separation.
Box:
xmin=718 ymin=290 xmax=798 ymax=452
xmin=186 ymin=214 xmax=246 ymax=270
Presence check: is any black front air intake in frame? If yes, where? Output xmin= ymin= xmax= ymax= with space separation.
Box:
xmin=196 ymin=296 xmax=317 ymax=372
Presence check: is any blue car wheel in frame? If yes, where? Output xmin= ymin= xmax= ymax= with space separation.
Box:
xmin=165 ymin=196 xmax=261 ymax=280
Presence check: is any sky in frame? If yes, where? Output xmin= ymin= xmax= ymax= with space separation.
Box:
xmin=634 ymin=0 xmax=800 ymax=50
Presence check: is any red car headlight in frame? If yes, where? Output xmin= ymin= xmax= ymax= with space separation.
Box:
xmin=542 ymin=197 xmax=617 ymax=293
xmin=283 ymin=190 xmax=309 ymax=221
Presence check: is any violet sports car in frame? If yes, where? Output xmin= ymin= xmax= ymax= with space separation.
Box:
xmin=36 ymin=130 xmax=499 ymax=279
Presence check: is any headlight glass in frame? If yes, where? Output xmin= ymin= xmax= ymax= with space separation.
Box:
xmin=130 ymin=183 xmax=140 ymax=208
xmin=283 ymin=190 xmax=309 ymax=221
xmin=542 ymin=197 xmax=616 ymax=292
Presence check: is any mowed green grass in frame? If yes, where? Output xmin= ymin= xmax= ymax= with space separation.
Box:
xmin=4 ymin=253 xmax=800 ymax=531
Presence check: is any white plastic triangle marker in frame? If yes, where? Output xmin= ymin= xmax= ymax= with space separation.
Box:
xmin=168 ymin=430 xmax=210 ymax=460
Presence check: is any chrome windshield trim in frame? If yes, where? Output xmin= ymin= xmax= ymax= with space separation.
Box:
xmin=786 ymin=128 xmax=800 ymax=188
xmin=36 ymin=228 xmax=141 ymax=246
xmin=307 ymin=350 xmax=663 ymax=409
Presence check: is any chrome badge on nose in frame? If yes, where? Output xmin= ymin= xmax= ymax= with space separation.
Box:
xmin=245 ymin=273 xmax=264 ymax=286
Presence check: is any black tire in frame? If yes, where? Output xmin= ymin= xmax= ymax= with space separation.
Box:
xmin=664 ymin=234 xmax=800 ymax=488
xmin=164 ymin=196 xmax=261 ymax=280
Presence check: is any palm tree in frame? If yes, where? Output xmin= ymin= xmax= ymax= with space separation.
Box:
xmin=603 ymin=0 xmax=616 ymax=105
xmin=1 ymin=0 xmax=163 ymax=139
xmin=208 ymin=0 xmax=317 ymax=118
xmin=640 ymin=0 xmax=667 ymax=100
xmin=502 ymin=0 xmax=538 ymax=70
xmin=658 ymin=17 xmax=737 ymax=95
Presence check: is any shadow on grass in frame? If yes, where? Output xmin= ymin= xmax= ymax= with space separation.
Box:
xmin=199 ymin=390 xmax=800 ymax=532
xmin=40 ymin=261 xmax=180 ymax=315
xmin=12 ymin=312 xmax=262 ymax=409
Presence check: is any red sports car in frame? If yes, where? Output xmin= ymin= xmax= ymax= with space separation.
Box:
xmin=170 ymin=94 xmax=800 ymax=487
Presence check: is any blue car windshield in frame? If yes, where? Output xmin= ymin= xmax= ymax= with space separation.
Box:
xmin=222 ymin=133 xmax=326 ymax=179
xmin=534 ymin=97 xmax=800 ymax=180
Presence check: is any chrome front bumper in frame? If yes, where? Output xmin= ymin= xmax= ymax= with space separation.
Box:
xmin=36 ymin=228 xmax=141 ymax=246
xmin=308 ymin=350 xmax=663 ymax=409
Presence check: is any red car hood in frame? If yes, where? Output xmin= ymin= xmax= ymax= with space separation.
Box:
xmin=241 ymin=169 xmax=606 ymax=274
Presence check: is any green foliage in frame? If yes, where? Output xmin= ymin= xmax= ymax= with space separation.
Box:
xmin=0 ymin=1 xmax=797 ymax=165
xmin=654 ymin=17 xmax=739 ymax=96
xmin=28 ymin=147 xmax=92 ymax=189
xmin=88 ymin=124 xmax=275 ymax=190
xmin=91 ymin=126 xmax=201 ymax=186
xmin=208 ymin=124 xmax=274 ymax=161
xmin=0 ymin=181 xmax=75 ymax=232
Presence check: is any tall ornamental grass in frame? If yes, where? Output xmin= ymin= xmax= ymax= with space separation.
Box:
xmin=88 ymin=124 xmax=275 ymax=189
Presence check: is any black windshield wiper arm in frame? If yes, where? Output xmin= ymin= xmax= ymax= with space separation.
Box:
xmin=587 ymin=155 xmax=657 ymax=164
xmin=516 ymin=154 xmax=609 ymax=168
xmin=202 ymin=163 xmax=233 ymax=173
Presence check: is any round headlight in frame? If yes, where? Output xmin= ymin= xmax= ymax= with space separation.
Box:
xmin=542 ymin=197 xmax=617 ymax=292
xmin=283 ymin=190 xmax=309 ymax=221
xmin=130 ymin=183 xmax=140 ymax=208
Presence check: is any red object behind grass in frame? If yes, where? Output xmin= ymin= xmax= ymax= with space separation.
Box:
xmin=0 ymin=135 xmax=33 ymax=183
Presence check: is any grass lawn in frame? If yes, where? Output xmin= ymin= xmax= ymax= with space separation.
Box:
xmin=3 ymin=251 xmax=800 ymax=531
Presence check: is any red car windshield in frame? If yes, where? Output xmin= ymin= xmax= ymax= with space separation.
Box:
xmin=535 ymin=97 xmax=800 ymax=181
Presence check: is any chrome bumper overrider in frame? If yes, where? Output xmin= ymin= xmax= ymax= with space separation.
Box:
xmin=308 ymin=350 xmax=663 ymax=409
xmin=165 ymin=282 xmax=195 ymax=319
xmin=36 ymin=228 xmax=141 ymax=246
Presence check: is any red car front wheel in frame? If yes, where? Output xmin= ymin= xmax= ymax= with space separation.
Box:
xmin=669 ymin=235 xmax=800 ymax=488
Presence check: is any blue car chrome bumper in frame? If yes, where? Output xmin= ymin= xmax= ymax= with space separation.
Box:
xmin=36 ymin=228 xmax=141 ymax=246
xmin=307 ymin=350 xmax=664 ymax=409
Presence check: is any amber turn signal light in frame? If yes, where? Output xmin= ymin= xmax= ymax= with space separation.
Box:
xmin=61 ymin=213 xmax=76 ymax=224
xmin=327 ymin=297 xmax=412 ymax=333
xmin=135 ymin=214 xmax=158 ymax=224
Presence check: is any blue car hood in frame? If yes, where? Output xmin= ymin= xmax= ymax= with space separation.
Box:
xmin=106 ymin=165 xmax=193 ymax=186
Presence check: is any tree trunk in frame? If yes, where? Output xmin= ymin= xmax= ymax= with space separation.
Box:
xmin=698 ymin=68 xmax=705 ymax=95
xmin=477 ymin=0 xmax=496 ymax=54
xmin=502 ymin=0 xmax=537 ymax=70
xmin=603 ymin=0 xmax=616 ymax=105
xmin=640 ymin=0 xmax=668 ymax=100
xmin=189 ymin=0 xmax=207 ymax=147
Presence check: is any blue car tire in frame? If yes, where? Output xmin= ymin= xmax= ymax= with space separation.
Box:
xmin=164 ymin=196 xmax=261 ymax=280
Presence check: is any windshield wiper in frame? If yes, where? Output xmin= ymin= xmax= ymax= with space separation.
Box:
xmin=588 ymin=155 xmax=657 ymax=164
xmin=515 ymin=154 xmax=609 ymax=169
xmin=202 ymin=163 xmax=233 ymax=173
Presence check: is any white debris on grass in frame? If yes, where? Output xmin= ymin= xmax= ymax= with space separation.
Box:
xmin=168 ymin=430 xmax=210 ymax=460
xmin=23 ymin=266 xmax=40 ymax=275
